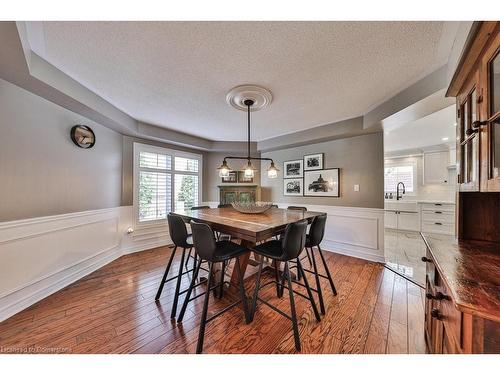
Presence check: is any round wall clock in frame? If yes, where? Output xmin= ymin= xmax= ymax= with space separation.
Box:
xmin=70 ymin=125 xmax=96 ymax=149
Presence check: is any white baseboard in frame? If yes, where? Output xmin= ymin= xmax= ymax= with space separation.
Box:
xmin=0 ymin=203 xmax=384 ymax=322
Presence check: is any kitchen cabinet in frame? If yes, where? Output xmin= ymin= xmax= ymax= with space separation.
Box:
xmin=423 ymin=151 xmax=449 ymax=184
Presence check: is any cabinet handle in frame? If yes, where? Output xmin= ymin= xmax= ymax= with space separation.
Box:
xmin=434 ymin=203 xmax=442 ymax=206
xmin=421 ymin=256 xmax=432 ymax=263
xmin=434 ymin=211 xmax=442 ymax=214
xmin=435 ymin=292 xmax=449 ymax=301
xmin=435 ymin=222 xmax=442 ymax=225
xmin=431 ymin=308 xmax=443 ymax=320
xmin=425 ymin=293 xmax=434 ymax=300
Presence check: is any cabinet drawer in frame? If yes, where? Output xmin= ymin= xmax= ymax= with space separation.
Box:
xmin=422 ymin=221 xmax=455 ymax=235
xmin=422 ymin=210 xmax=455 ymax=224
xmin=420 ymin=203 xmax=455 ymax=212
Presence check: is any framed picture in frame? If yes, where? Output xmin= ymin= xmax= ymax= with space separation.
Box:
xmin=283 ymin=159 xmax=303 ymax=178
xmin=304 ymin=153 xmax=323 ymax=171
xmin=237 ymin=171 xmax=254 ymax=183
xmin=283 ymin=178 xmax=303 ymax=196
xmin=221 ymin=171 xmax=237 ymax=183
xmin=304 ymin=168 xmax=340 ymax=197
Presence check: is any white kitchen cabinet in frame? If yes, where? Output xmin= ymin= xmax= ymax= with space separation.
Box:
xmin=385 ymin=211 xmax=397 ymax=229
xmin=423 ymin=151 xmax=449 ymax=184
xmin=384 ymin=210 xmax=420 ymax=231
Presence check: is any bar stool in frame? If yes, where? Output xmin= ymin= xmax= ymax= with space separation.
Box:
xmin=155 ymin=214 xmax=204 ymax=320
xmin=251 ymin=220 xmax=321 ymax=351
xmin=177 ymin=221 xmax=251 ymax=354
xmin=303 ymin=214 xmax=338 ymax=314
xmin=184 ymin=206 xmax=210 ymax=270
xmin=286 ymin=206 xmax=312 ymax=269
xmin=217 ymin=203 xmax=232 ymax=208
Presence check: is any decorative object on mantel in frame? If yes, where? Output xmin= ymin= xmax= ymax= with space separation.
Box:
xmin=304 ymin=168 xmax=340 ymax=197
xmin=237 ymin=171 xmax=254 ymax=183
xmin=231 ymin=201 xmax=274 ymax=214
xmin=70 ymin=125 xmax=95 ymax=149
xmin=304 ymin=153 xmax=323 ymax=171
xmin=217 ymin=85 xmax=279 ymax=179
xmin=283 ymin=159 xmax=303 ymax=178
xmin=284 ymin=178 xmax=303 ymax=196
xmin=221 ymin=171 xmax=237 ymax=183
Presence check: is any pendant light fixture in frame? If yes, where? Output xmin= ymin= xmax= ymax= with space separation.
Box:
xmin=218 ymin=85 xmax=279 ymax=179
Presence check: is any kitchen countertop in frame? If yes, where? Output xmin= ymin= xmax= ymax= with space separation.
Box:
xmin=384 ymin=199 xmax=455 ymax=205
xmin=420 ymin=232 xmax=500 ymax=322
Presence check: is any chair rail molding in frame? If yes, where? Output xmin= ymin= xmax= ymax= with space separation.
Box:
xmin=0 ymin=206 xmax=170 ymax=322
xmin=203 ymin=202 xmax=385 ymax=263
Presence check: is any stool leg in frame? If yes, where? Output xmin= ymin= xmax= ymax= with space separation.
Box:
xmin=250 ymin=257 xmax=264 ymax=320
xmin=196 ymin=262 xmax=214 ymax=354
xmin=305 ymin=247 xmax=313 ymax=267
xmin=285 ymin=261 xmax=301 ymax=352
xmin=273 ymin=260 xmax=282 ymax=298
xmin=170 ymin=247 xmax=187 ymax=319
xmin=184 ymin=248 xmax=192 ymax=270
xmin=177 ymin=260 xmax=201 ymax=322
xmin=235 ymin=257 xmax=251 ymax=324
xmin=318 ymin=245 xmax=337 ymax=296
xmin=309 ymin=248 xmax=325 ymax=314
xmin=297 ymin=259 xmax=321 ymax=322
xmin=155 ymin=245 xmax=177 ymax=301
xmin=218 ymin=260 xmax=226 ymax=299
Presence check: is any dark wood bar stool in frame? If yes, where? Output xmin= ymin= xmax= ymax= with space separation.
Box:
xmin=250 ymin=220 xmax=321 ymax=351
xmin=155 ymin=213 xmax=204 ymax=320
xmin=177 ymin=221 xmax=251 ymax=354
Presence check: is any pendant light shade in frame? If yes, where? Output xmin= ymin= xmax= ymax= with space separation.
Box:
xmin=267 ymin=161 xmax=279 ymax=179
xmin=244 ymin=160 xmax=255 ymax=178
xmin=218 ymin=159 xmax=230 ymax=177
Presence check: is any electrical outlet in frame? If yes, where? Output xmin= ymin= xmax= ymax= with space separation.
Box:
xmin=354 ymin=184 xmax=360 ymax=192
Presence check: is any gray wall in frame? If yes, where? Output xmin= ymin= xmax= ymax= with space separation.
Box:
xmin=0 ymin=78 xmax=123 ymax=222
xmin=260 ymin=132 xmax=384 ymax=209
xmin=203 ymin=152 xmax=261 ymax=202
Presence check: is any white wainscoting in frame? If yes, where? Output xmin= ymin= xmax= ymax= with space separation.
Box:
xmin=204 ymin=202 xmax=385 ymax=263
xmin=0 ymin=206 xmax=170 ymax=322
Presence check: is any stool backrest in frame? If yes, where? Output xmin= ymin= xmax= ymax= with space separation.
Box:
xmin=190 ymin=221 xmax=217 ymax=261
xmin=308 ymin=214 xmax=327 ymax=247
xmin=217 ymin=203 xmax=232 ymax=208
xmin=287 ymin=206 xmax=307 ymax=211
xmin=281 ymin=219 xmax=308 ymax=260
xmin=191 ymin=205 xmax=210 ymax=210
xmin=167 ymin=214 xmax=189 ymax=248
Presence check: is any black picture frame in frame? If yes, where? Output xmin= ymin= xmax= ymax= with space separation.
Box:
xmin=304 ymin=153 xmax=324 ymax=171
xmin=303 ymin=168 xmax=340 ymax=197
xmin=283 ymin=159 xmax=303 ymax=178
xmin=221 ymin=171 xmax=238 ymax=183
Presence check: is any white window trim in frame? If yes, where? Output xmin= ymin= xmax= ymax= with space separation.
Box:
xmin=384 ymin=158 xmax=418 ymax=196
xmin=133 ymin=142 xmax=203 ymax=228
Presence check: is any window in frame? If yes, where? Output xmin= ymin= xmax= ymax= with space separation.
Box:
xmin=134 ymin=143 xmax=202 ymax=224
xmin=384 ymin=164 xmax=415 ymax=193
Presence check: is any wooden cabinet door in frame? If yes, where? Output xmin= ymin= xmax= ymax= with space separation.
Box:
xmin=480 ymin=26 xmax=500 ymax=191
xmin=457 ymin=72 xmax=481 ymax=192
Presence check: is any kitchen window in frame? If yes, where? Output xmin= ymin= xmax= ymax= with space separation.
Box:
xmin=133 ymin=143 xmax=202 ymax=225
xmin=384 ymin=164 xmax=415 ymax=194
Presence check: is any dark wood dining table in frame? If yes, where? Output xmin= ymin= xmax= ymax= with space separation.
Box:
xmin=173 ymin=207 xmax=325 ymax=286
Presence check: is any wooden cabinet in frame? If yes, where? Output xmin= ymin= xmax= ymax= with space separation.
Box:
xmin=423 ymin=151 xmax=449 ymax=184
xmin=218 ymin=185 xmax=260 ymax=205
xmin=421 ymin=234 xmax=500 ymax=354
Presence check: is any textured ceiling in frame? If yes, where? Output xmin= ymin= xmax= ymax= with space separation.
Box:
xmin=29 ymin=22 xmax=450 ymax=141
xmin=384 ymin=105 xmax=456 ymax=153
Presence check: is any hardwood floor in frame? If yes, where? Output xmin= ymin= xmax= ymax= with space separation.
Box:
xmin=0 ymin=246 xmax=426 ymax=354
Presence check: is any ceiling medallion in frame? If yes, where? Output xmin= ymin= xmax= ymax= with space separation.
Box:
xmin=225 ymin=85 xmax=273 ymax=112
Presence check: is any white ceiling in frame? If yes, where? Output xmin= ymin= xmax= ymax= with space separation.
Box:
xmin=384 ymin=104 xmax=457 ymax=153
xmin=27 ymin=21 xmax=454 ymax=141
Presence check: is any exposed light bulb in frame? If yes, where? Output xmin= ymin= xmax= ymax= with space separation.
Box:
xmin=218 ymin=160 xmax=230 ymax=177
xmin=267 ymin=161 xmax=279 ymax=179
xmin=244 ymin=160 xmax=254 ymax=178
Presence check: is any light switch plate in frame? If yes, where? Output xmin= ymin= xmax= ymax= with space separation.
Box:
xmin=354 ymin=184 xmax=360 ymax=192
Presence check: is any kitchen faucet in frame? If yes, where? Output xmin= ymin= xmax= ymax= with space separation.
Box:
xmin=396 ymin=182 xmax=405 ymax=200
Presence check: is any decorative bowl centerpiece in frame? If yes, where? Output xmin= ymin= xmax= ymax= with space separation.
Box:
xmin=231 ymin=201 xmax=274 ymax=214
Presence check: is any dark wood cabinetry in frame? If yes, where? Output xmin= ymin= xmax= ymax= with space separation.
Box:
xmin=421 ymin=234 xmax=500 ymax=354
